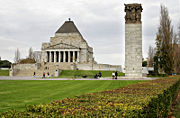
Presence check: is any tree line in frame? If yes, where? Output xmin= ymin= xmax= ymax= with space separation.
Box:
xmin=148 ymin=5 xmax=180 ymax=75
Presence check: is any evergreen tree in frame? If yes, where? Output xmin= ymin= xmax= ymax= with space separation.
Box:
xmin=173 ymin=24 xmax=180 ymax=74
xmin=155 ymin=5 xmax=174 ymax=74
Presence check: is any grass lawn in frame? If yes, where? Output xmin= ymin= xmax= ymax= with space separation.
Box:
xmin=0 ymin=70 xmax=9 ymax=76
xmin=58 ymin=70 xmax=124 ymax=78
xmin=0 ymin=80 xmax=144 ymax=112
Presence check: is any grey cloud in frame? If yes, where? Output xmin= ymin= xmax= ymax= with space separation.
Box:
xmin=0 ymin=0 xmax=179 ymax=66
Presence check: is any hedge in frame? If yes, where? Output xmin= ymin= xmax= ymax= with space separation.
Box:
xmin=1 ymin=77 xmax=180 ymax=118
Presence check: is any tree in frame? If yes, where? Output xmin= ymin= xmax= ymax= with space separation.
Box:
xmin=28 ymin=47 xmax=34 ymax=59
xmin=147 ymin=45 xmax=155 ymax=67
xmin=153 ymin=55 xmax=159 ymax=75
xmin=173 ymin=24 xmax=180 ymax=74
xmin=14 ymin=48 xmax=20 ymax=63
xmin=142 ymin=61 xmax=147 ymax=67
xmin=0 ymin=60 xmax=11 ymax=68
xmin=155 ymin=5 xmax=174 ymax=74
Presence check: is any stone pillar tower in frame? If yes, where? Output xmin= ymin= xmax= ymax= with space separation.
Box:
xmin=125 ymin=4 xmax=143 ymax=77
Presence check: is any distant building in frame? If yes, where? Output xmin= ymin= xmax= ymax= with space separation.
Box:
xmin=11 ymin=19 xmax=122 ymax=76
xmin=40 ymin=20 xmax=94 ymax=68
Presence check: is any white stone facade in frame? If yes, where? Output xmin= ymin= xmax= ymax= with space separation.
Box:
xmin=125 ymin=24 xmax=142 ymax=77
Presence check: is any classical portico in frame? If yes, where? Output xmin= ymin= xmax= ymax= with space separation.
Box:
xmin=46 ymin=50 xmax=80 ymax=63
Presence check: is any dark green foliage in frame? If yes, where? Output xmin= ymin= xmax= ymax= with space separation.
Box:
xmin=1 ymin=77 xmax=179 ymax=117
xmin=0 ymin=60 xmax=11 ymax=68
xmin=153 ymin=55 xmax=159 ymax=75
xmin=172 ymin=87 xmax=180 ymax=117
xmin=142 ymin=61 xmax=147 ymax=67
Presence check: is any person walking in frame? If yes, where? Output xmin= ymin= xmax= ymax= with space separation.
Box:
xmin=115 ymin=71 xmax=118 ymax=79
xmin=33 ymin=72 xmax=36 ymax=77
xmin=112 ymin=72 xmax=115 ymax=79
xmin=98 ymin=71 xmax=102 ymax=78
xmin=43 ymin=72 xmax=45 ymax=78
xmin=94 ymin=74 xmax=98 ymax=79
xmin=47 ymin=72 xmax=50 ymax=78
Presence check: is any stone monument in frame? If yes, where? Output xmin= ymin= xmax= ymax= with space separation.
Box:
xmin=124 ymin=3 xmax=143 ymax=77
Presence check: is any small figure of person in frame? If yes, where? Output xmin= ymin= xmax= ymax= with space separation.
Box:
xmin=47 ymin=72 xmax=50 ymax=78
xmin=94 ymin=74 xmax=98 ymax=79
xmin=43 ymin=72 xmax=45 ymax=78
xmin=98 ymin=71 xmax=102 ymax=78
xmin=115 ymin=71 xmax=118 ymax=79
xmin=112 ymin=72 xmax=115 ymax=79
xmin=33 ymin=72 xmax=36 ymax=77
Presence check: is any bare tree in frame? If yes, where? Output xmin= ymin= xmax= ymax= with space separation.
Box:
xmin=148 ymin=45 xmax=155 ymax=67
xmin=14 ymin=48 xmax=20 ymax=63
xmin=28 ymin=47 xmax=34 ymax=59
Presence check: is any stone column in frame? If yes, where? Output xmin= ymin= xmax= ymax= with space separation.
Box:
xmin=47 ymin=51 xmax=50 ymax=62
xmin=68 ymin=51 xmax=71 ymax=62
xmin=63 ymin=51 xmax=66 ymax=62
xmin=49 ymin=51 xmax=52 ymax=62
xmin=46 ymin=51 xmax=48 ymax=62
xmin=73 ymin=51 xmax=75 ymax=62
xmin=59 ymin=51 xmax=61 ymax=63
xmin=77 ymin=51 xmax=79 ymax=62
xmin=124 ymin=4 xmax=143 ymax=77
xmin=54 ymin=51 xmax=56 ymax=62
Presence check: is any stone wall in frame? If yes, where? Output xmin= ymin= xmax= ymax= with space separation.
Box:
xmin=77 ymin=63 xmax=122 ymax=72
xmin=12 ymin=64 xmax=37 ymax=70
xmin=12 ymin=64 xmax=37 ymax=76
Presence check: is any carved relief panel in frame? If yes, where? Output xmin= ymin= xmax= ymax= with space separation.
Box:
xmin=124 ymin=4 xmax=143 ymax=24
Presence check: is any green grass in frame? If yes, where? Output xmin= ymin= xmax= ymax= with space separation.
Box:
xmin=0 ymin=80 xmax=143 ymax=112
xmin=0 ymin=70 xmax=9 ymax=76
xmin=59 ymin=70 xmax=124 ymax=78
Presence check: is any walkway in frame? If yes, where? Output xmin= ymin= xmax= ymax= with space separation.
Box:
xmin=0 ymin=76 xmax=158 ymax=80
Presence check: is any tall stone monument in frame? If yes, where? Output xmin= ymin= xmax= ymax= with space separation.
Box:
xmin=124 ymin=3 xmax=143 ymax=77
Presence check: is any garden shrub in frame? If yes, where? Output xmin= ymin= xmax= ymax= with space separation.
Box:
xmin=0 ymin=77 xmax=180 ymax=117
xmin=19 ymin=58 xmax=36 ymax=64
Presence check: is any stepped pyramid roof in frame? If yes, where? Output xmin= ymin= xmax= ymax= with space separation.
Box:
xmin=56 ymin=19 xmax=81 ymax=35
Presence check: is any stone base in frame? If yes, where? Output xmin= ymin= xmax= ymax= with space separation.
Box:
xmin=125 ymin=73 xmax=142 ymax=78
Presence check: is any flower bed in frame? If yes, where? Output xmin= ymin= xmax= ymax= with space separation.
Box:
xmin=1 ymin=78 xmax=180 ymax=117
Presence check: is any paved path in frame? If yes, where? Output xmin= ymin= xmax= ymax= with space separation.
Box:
xmin=0 ymin=76 xmax=158 ymax=80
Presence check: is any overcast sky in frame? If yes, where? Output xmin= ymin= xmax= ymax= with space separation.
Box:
xmin=0 ymin=0 xmax=179 ymax=67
